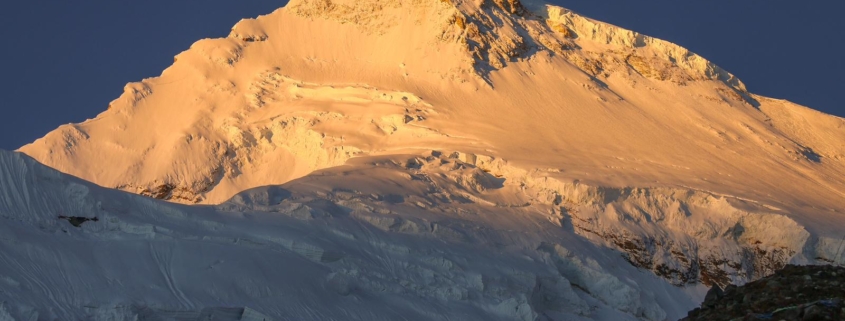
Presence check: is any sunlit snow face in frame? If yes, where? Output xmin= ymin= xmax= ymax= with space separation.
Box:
xmin=3 ymin=1 xmax=844 ymax=321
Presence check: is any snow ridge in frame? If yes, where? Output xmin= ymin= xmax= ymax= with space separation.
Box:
xmin=541 ymin=5 xmax=745 ymax=90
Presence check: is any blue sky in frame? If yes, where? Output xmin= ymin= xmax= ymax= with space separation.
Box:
xmin=0 ymin=1 xmax=842 ymax=150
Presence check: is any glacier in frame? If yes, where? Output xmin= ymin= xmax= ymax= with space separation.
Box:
xmin=4 ymin=0 xmax=845 ymax=320
xmin=0 ymin=150 xmax=702 ymax=320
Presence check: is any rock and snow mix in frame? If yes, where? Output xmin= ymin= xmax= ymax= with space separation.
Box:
xmin=3 ymin=0 xmax=845 ymax=320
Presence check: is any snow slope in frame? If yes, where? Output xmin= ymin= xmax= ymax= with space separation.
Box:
xmin=8 ymin=0 xmax=845 ymax=319
xmin=0 ymin=150 xmax=701 ymax=320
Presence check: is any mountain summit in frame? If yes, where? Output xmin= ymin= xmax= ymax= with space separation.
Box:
xmin=21 ymin=0 xmax=844 ymax=207
xmin=9 ymin=1 xmax=845 ymax=320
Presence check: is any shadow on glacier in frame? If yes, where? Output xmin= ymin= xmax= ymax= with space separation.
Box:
xmin=224 ymin=185 xmax=292 ymax=207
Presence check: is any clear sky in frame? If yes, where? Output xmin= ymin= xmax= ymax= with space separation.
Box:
xmin=0 ymin=1 xmax=843 ymax=150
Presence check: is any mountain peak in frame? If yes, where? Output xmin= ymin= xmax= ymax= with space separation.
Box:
xmin=19 ymin=0 xmax=845 ymax=220
xmin=8 ymin=2 xmax=845 ymax=320
xmin=278 ymin=0 xmax=745 ymax=90
xmin=281 ymin=0 xmax=547 ymax=79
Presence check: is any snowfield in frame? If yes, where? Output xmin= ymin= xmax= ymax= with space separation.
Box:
xmin=0 ymin=150 xmax=700 ymax=320
xmin=4 ymin=0 xmax=845 ymax=320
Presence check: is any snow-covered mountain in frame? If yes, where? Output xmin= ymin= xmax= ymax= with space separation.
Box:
xmin=7 ymin=0 xmax=845 ymax=320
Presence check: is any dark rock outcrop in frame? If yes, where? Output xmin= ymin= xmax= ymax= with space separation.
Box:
xmin=682 ymin=264 xmax=845 ymax=321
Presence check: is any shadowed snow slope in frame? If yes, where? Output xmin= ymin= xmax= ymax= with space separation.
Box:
xmin=9 ymin=0 xmax=845 ymax=320
xmin=0 ymin=150 xmax=698 ymax=321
